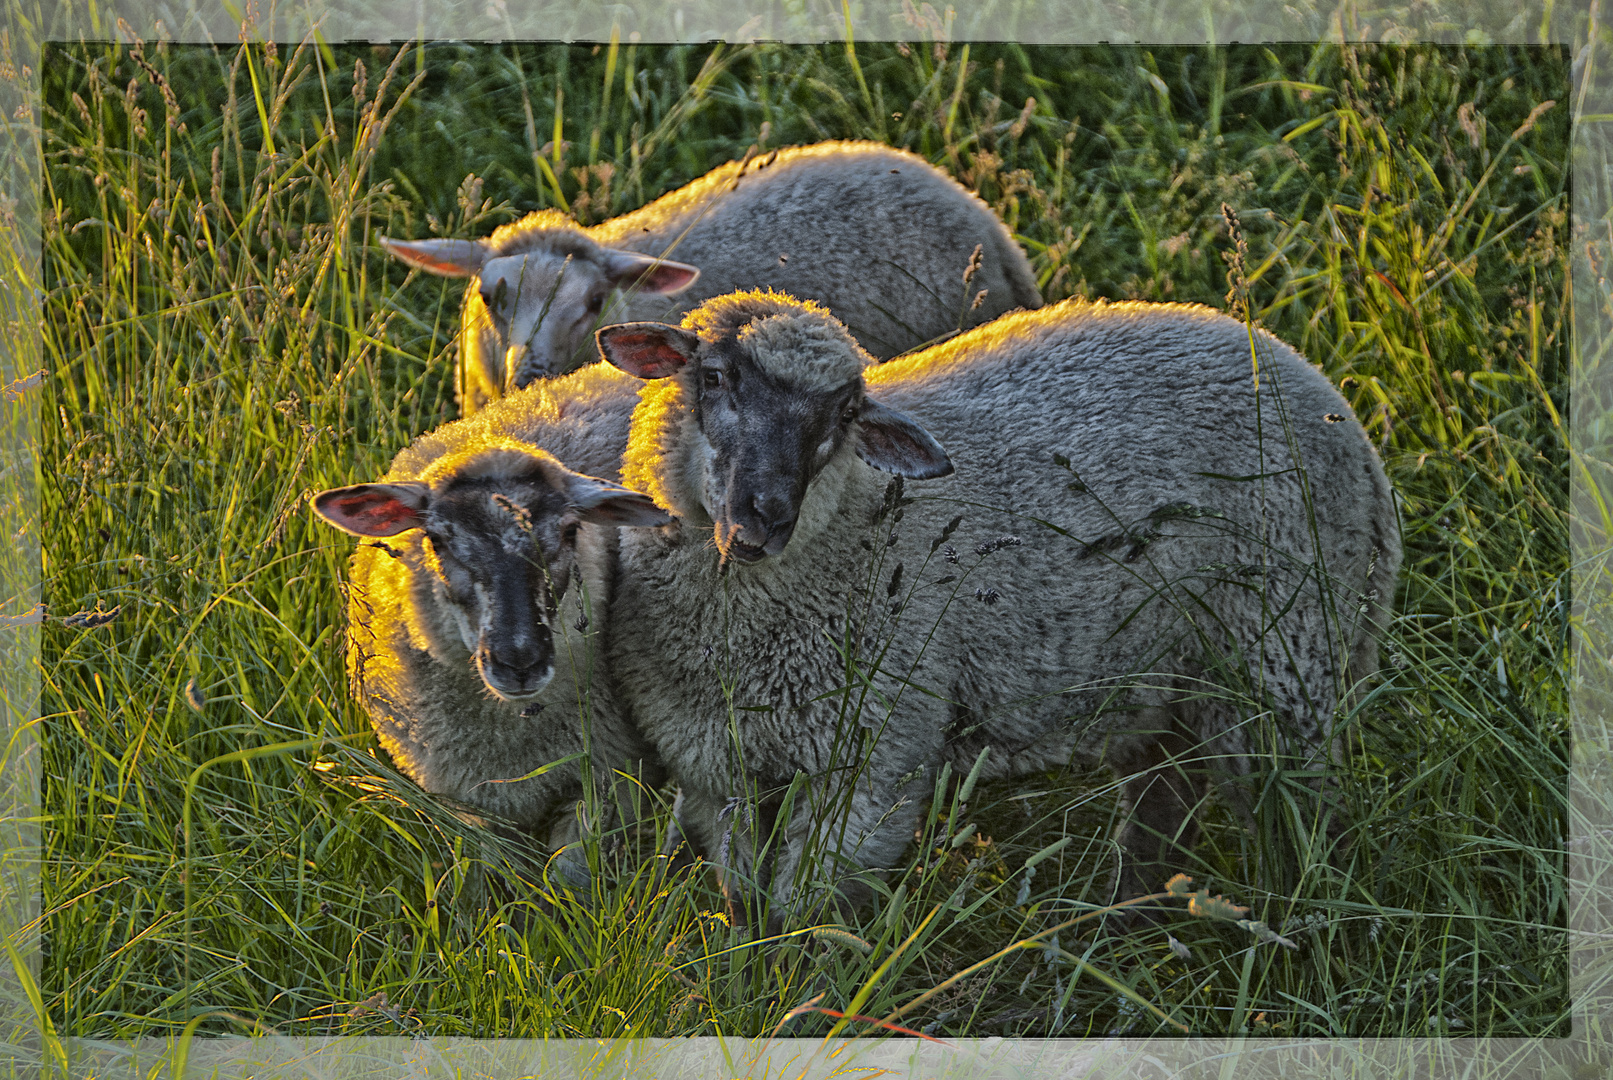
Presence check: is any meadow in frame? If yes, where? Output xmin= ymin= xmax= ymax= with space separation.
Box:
xmin=31 ymin=32 xmax=1572 ymax=1044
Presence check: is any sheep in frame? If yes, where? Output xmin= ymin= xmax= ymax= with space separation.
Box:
xmin=379 ymin=140 xmax=1043 ymax=414
xmin=594 ymin=291 xmax=1401 ymax=918
xmin=311 ymin=362 xmax=670 ymax=886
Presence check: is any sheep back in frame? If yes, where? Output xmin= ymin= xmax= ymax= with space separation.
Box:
xmin=607 ymin=296 xmax=1399 ymax=902
xmin=863 ymin=300 xmax=1400 ymax=774
xmin=595 ymin=141 xmax=1043 ymax=352
xmin=452 ymin=141 xmax=1041 ymax=412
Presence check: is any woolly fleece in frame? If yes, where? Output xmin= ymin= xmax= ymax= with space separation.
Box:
xmin=447 ymin=141 xmax=1041 ymax=412
xmin=608 ymin=295 xmax=1402 ymax=912
xmin=342 ymin=362 xmax=661 ymax=866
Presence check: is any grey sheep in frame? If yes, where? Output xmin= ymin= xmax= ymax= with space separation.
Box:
xmin=594 ymin=291 xmax=1401 ymax=917
xmin=311 ymin=363 xmax=668 ymax=884
xmin=379 ymin=141 xmax=1043 ymax=414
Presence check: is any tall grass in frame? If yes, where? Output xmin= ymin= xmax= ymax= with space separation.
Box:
xmin=31 ymin=35 xmax=1569 ymax=1042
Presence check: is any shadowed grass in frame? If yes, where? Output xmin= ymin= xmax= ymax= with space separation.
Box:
xmin=32 ymin=35 xmax=1569 ymax=1041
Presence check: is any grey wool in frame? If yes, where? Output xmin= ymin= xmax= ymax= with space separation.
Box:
xmin=597 ymin=293 xmax=1401 ymax=917
xmin=312 ymin=362 xmax=666 ymax=884
xmin=379 ymin=141 xmax=1042 ymax=414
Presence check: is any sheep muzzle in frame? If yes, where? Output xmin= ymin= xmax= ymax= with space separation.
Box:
xmin=474 ymin=632 xmax=557 ymax=702
xmin=713 ymin=504 xmax=797 ymax=564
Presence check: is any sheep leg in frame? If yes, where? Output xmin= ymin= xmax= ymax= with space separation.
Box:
xmin=539 ymin=769 xmax=646 ymax=895
xmin=540 ymin=804 xmax=600 ymax=895
xmin=1109 ymin=709 xmax=1211 ymax=901
xmin=659 ymin=788 xmax=698 ymax=863
xmin=658 ymin=784 xmax=779 ymax=929
xmin=1218 ymin=625 xmax=1354 ymax=855
xmin=454 ymin=818 xmax=567 ymax=932
xmin=765 ymin=770 xmax=926 ymax=927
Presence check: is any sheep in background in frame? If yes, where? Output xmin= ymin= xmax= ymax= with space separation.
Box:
xmin=595 ymin=292 xmax=1401 ymax=917
xmin=311 ymin=363 xmax=668 ymax=885
xmin=380 ymin=140 xmax=1043 ymax=414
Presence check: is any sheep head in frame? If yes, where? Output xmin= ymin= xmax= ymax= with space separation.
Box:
xmin=313 ymin=444 xmax=668 ymax=701
xmin=380 ymin=230 xmax=699 ymax=386
xmin=598 ymin=292 xmax=952 ymax=565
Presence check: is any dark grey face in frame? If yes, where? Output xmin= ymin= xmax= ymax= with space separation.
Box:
xmin=692 ymin=342 xmax=862 ymax=564
xmin=314 ymin=453 xmax=668 ymax=700
xmin=420 ymin=477 xmax=581 ymax=701
xmin=596 ymin=317 xmax=954 ymax=566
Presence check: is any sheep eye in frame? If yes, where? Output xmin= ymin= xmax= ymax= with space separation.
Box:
xmin=840 ymin=403 xmax=859 ymax=426
xmin=562 ymin=522 xmax=581 ymax=545
xmin=481 ymin=279 xmax=509 ymax=313
xmin=585 ymin=292 xmax=607 ymax=314
xmin=427 ymin=541 xmax=473 ymax=592
xmin=703 ymin=369 xmax=726 ymax=391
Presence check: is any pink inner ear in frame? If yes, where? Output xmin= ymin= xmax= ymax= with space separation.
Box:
xmin=378 ymin=237 xmax=485 ymax=278
xmin=597 ymin=328 xmax=691 ymax=379
xmin=631 ymin=261 xmax=700 ymax=295
xmin=318 ymin=488 xmax=426 ymax=536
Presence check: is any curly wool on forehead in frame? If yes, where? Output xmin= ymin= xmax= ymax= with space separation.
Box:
xmin=684 ymin=290 xmax=870 ymax=392
xmin=419 ymin=440 xmax=556 ymax=491
xmin=738 ymin=313 xmax=871 ymax=390
xmin=485 ymin=209 xmax=601 ymax=261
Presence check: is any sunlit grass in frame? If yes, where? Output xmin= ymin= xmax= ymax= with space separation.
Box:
xmin=33 ymin=35 xmax=1569 ymax=1041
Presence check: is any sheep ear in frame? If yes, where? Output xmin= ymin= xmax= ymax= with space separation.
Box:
xmin=595 ymin=323 xmax=700 ymax=379
xmin=377 ymin=236 xmax=491 ymax=278
xmin=312 ymin=483 xmax=432 ymax=536
xmin=855 ymin=400 xmax=954 ymax=479
xmin=560 ymin=473 xmax=673 ymax=528
xmin=601 ymin=250 xmax=701 ymax=296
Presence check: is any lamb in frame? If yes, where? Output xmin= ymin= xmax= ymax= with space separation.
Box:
xmin=594 ymin=291 xmax=1401 ymax=918
xmin=379 ymin=140 xmax=1043 ymax=414
xmin=311 ymin=362 xmax=670 ymax=885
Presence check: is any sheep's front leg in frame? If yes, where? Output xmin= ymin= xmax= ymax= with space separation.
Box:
xmin=660 ymin=784 xmax=766 ymax=912
xmin=765 ymin=768 xmax=927 ymax=924
xmin=540 ymin=762 xmax=661 ymax=890
xmin=542 ymin=802 xmax=595 ymax=891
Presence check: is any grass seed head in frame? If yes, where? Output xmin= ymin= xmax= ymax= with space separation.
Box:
xmin=61 ymin=604 xmax=120 ymax=629
xmin=962 ymin=242 xmax=983 ymax=286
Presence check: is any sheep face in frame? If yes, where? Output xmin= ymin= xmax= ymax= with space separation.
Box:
xmin=379 ymin=234 xmax=699 ymax=385
xmin=599 ymin=315 xmax=952 ymax=564
xmin=475 ymin=250 xmax=626 ymax=386
xmin=313 ymin=449 xmax=668 ymax=700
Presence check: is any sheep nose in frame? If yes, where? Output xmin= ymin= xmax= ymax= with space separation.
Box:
xmin=476 ymin=643 xmax=555 ymax=700
xmin=752 ymin=492 xmax=795 ymax=532
xmin=761 ymin=518 xmax=796 ymax=555
xmin=749 ymin=492 xmax=797 ymax=555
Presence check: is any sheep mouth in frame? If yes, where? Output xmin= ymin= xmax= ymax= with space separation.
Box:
xmin=727 ymin=539 xmax=769 ymax=564
xmin=487 ymin=684 xmax=548 ymax=704
xmin=715 ymin=521 xmax=772 ymax=564
xmin=475 ymin=656 xmax=557 ymax=703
